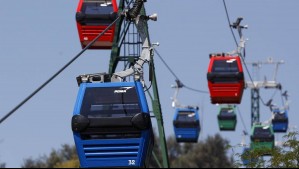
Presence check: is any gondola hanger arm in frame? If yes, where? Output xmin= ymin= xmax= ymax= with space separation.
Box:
xmin=228 ymin=17 xmax=248 ymax=57
xmin=112 ymin=1 xmax=158 ymax=85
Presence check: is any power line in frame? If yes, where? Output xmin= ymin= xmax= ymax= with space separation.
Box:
xmin=154 ymin=49 xmax=208 ymax=94
xmin=0 ymin=16 xmax=122 ymax=125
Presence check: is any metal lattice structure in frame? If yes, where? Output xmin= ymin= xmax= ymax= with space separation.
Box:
xmin=246 ymin=58 xmax=284 ymax=126
xmin=251 ymin=89 xmax=260 ymax=125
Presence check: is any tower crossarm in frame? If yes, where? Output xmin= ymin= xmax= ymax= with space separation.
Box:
xmin=246 ymin=81 xmax=282 ymax=89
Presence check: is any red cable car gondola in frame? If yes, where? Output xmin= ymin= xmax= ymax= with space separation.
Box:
xmin=207 ymin=53 xmax=245 ymax=104
xmin=76 ymin=0 xmax=118 ymax=49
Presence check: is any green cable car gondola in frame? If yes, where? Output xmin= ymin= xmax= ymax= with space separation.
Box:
xmin=217 ymin=105 xmax=237 ymax=131
xmin=250 ymin=124 xmax=274 ymax=155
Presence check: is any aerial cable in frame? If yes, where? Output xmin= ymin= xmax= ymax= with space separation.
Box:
xmin=154 ymin=49 xmax=208 ymax=94
xmin=184 ymin=86 xmax=209 ymax=94
xmin=236 ymin=106 xmax=248 ymax=134
xmin=119 ymin=21 xmax=132 ymax=48
xmin=280 ymin=90 xmax=289 ymax=107
xmin=222 ymin=0 xmax=238 ymax=47
xmin=270 ymin=89 xmax=278 ymax=102
xmin=154 ymin=49 xmax=180 ymax=80
xmin=241 ymin=55 xmax=255 ymax=84
xmin=280 ymin=90 xmax=285 ymax=106
xmin=222 ymin=0 xmax=255 ymax=87
xmin=0 ymin=15 xmax=122 ymax=125
xmin=259 ymin=96 xmax=269 ymax=107
xmin=223 ymin=1 xmax=268 ymax=128
xmin=259 ymin=87 xmax=281 ymax=108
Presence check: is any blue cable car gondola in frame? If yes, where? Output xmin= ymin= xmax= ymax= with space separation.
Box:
xmin=71 ymin=81 xmax=154 ymax=168
xmin=241 ymin=147 xmax=251 ymax=166
xmin=173 ymin=108 xmax=200 ymax=143
xmin=272 ymin=109 xmax=289 ymax=133
xmin=241 ymin=147 xmax=258 ymax=166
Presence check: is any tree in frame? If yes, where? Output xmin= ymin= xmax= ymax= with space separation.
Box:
xmin=168 ymin=134 xmax=233 ymax=168
xmin=151 ymin=133 xmax=233 ymax=168
xmin=235 ymin=131 xmax=299 ymax=168
xmin=22 ymin=144 xmax=79 ymax=168
xmin=0 ymin=163 xmax=5 ymax=168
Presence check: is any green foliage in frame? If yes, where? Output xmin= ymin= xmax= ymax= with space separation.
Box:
xmin=21 ymin=144 xmax=79 ymax=168
xmin=18 ymin=132 xmax=299 ymax=168
xmin=234 ymin=131 xmax=299 ymax=168
xmin=54 ymin=159 xmax=80 ymax=168
xmin=151 ymin=133 xmax=233 ymax=168
xmin=0 ymin=163 xmax=5 ymax=168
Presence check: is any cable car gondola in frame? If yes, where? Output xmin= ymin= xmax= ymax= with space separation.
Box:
xmin=207 ymin=53 xmax=245 ymax=104
xmin=272 ymin=109 xmax=289 ymax=133
xmin=76 ymin=0 xmax=118 ymax=49
xmin=173 ymin=108 xmax=200 ymax=143
xmin=71 ymin=81 xmax=154 ymax=168
xmin=241 ymin=147 xmax=251 ymax=166
xmin=217 ymin=105 xmax=237 ymax=131
xmin=250 ymin=124 xmax=274 ymax=155
xmin=241 ymin=147 xmax=258 ymax=166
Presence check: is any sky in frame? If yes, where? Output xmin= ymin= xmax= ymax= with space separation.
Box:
xmin=0 ymin=0 xmax=299 ymax=167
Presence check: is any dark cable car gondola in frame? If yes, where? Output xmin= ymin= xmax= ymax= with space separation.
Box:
xmin=173 ymin=108 xmax=200 ymax=143
xmin=218 ymin=105 xmax=237 ymax=131
xmin=250 ymin=124 xmax=274 ymax=155
xmin=207 ymin=53 xmax=245 ymax=104
xmin=272 ymin=109 xmax=289 ymax=133
xmin=72 ymin=80 xmax=154 ymax=168
xmin=241 ymin=147 xmax=251 ymax=166
xmin=76 ymin=0 xmax=118 ymax=49
xmin=241 ymin=147 xmax=258 ymax=166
